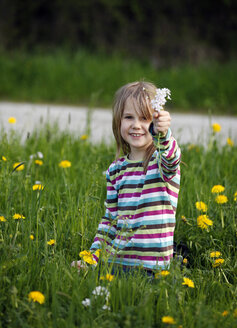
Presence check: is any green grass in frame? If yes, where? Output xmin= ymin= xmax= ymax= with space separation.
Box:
xmin=0 ymin=124 xmax=237 ymax=328
xmin=0 ymin=50 xmax=237 ymax=114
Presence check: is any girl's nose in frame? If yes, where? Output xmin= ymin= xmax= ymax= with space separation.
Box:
xmin=132 ymin=118 xmax=141 ymax=128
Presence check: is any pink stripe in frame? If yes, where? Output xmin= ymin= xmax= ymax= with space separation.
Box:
xmin=133 ymin=231 xmax=174 ymax=239
xmin=142 ymin=187 xmax=178 ymax=198
xmin=117 ymin=254 xmax=172 ymax=261
xmin=167 ymin=140 xmax=176 ymax=158
xmin=134 ymin=209 xmax=174 ymax=219
xmin=118 ymin=192 xmax=141 ymax=198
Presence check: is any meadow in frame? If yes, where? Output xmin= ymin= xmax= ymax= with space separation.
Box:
xmin=0 ymin=50 xmax=237 ymax=114
xmin=0 ymin=120 xmax=237 ymax=328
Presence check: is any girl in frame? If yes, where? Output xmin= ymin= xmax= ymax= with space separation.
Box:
xmin=74 ymin=81 xmax=181 ymax=273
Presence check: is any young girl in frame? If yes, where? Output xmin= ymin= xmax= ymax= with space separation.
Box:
xmin=74 ymin=81 xmax=181 ymax=273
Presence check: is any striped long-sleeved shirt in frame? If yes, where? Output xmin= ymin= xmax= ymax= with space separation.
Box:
xmin=90 ymin=128 xmax=181 ymax=270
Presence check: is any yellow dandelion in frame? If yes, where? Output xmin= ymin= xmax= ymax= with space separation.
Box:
xmin=28 ymin=291 xmax=45 ymax=304
xmin=80 ymin=134 xmax=88 ymax=140
xmin=212 ymin=258 xmax=224 ymax=267
xmin=183 ymin=258 xmax=188 ymax=265
xmin=155 ymin=270 xmax=170 ymax=279
xmin=234 ymin=191 xmax=237 ymax=202
xmin=30 ymin=234 xmax=34 ymax=240
xmin=2 ymin=156 xmax=7 ymax=161
xmin=212 ymin=123 xmax=221 ymax=133
xmin=79 ymin=250 xmax=96 ymax=265
xmin=195 ymin=201 xmax=207 ymax=212
xmin=8 ymin=117 xmax=16 ymax=124
xmin=13 ymin=162 xmax=25 ymax=171
xmin=181 ymin=215 xmax=187 ymax=223
xmin=197 ymin=215 xmax=213 ymax=229
xmin=210 ymin=251 xmax=221 ymax=258
xmin=0 ymin=216 xmax=6 ymax=222
xmin=100 ymin=274 xmax=115 ymax=282
xmin=162 ymin=316 xmax=176 ymax=324
xmin=182 ymin=277 xmax=195 ymax=288
xmin=34 ymin=159 xmax=43 ymax=166
xmin=227 ymin=138 xmax=234 ymax=147
xmin=47 ymin=239 xmax=55 ymax=245
xmin=13 ymin=213 xmax=25 ymax=220
xmin=211 ymin=185 xmax=225 ymax=193
xmin=59 ymin=160 xmax=71 ymax=168
xmin=94 ymin=249 xmax=101 ymax=258
xmin=222 ymin=310 xmax=229 ymax=317
xmin=32 ymin=184 xmax=44 ymax=191
xmin=215 ymin=195 xmax=228 ymax=204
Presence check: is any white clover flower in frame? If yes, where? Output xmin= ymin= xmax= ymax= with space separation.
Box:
xmin=82 ymin=298 xmax=91 ymax=307
xmin=151 ymin=88 xmax=171 ymax=112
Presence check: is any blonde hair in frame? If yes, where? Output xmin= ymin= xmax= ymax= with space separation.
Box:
xmin=112 ymin=81 xmax=157 ymax=171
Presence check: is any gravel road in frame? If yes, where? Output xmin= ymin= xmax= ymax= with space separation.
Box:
xmin=0 ymin=102 xmax=236 ymax=146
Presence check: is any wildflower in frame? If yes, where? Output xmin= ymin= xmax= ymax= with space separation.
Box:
xmin=30 ymin=234 xmax=34 ymax=240
xmin=212 ymin=123 xmax=221 ymax=133
xmin=211 ymin=185 xmax=225 ymax=193
xmin=13 ymin=213 xmax=25 ymax=220
xmin=227 ymin=138 xmax=234 ymax=147
xmin=79 ymin=250 xmax=96 ymax=265
xmin=222 ymin=310 xmax=229 ymax=316
xmin=35 ymin=159 xmax=43 ymax=166
xmin=212 ymin=258 xmax=224 ymax=268
xmin=28 ymin=291 xmax=45 ymax=304
xmin=100 ymin=274 xmax=115 ymax=282
xmin=47 ymin=239 xmax=55 ymax=245
xmin=0 ymin=216 xmax=6 ymax=222
xmin=8 ymin=117 xmax=16 ymax=124
xmin=197 ymin=215 xmax=213 ymax=229
xmin=102 ymin=304 xmax=111 ymax=310
xmin=183 ymin=258 xmax=188 ymax=265
xmin=2 ymin=156 xmax=7 ymax=161
xmin=215 ymin=195 xmax=228 ymax=204
xmin=32 ymin=184 xmax=44 ymax=191
xmin=210 ymin=251 xmax=221 ymax=258
xmin=59 ymin=160 xmax=71 ymax=168
xmin=181 ymin=215 xmax=187 ymax=223
xmin=80 ymin=134 xmax=88 ymax=140
xmin=182 ymin=277 xmax=195 ymax=288
xmin=13 ymin=162 xmax=25 ymax=171
xmin=92 ymin=286 xmax=110 ymax=300
xmin=151 ymin=88 xmax=171 ymax=112
xmin=162 ymin=316 xmax=176 ymax=324
xmin=195 ymin=201 xmax=207 ymax=212
xmin=155 ymin=270 xmax=170 ymax=278
xmin=37 ymin=152 xmax=43 ymax=159
xmin=82 ymin=298 xmax=91 ymax=307
xmin=234 ymin=192 xmax=237 ymax=202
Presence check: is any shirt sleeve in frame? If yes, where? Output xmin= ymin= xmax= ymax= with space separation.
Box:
xmin=149 ymin=124 xmax=181 ymax=181
xmin=90 ymin=170 xmax=118 ymax=264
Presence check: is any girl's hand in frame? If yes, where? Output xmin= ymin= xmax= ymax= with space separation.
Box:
xmin=152 ymin=110 xmax=171 ymax=136
xmin=71 ymin=260 xmax=87 ymax=272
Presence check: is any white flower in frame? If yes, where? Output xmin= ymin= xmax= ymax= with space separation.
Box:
xmin=82 ymin=298 xmax=91 ymax=307
xmin=151 ymin=88 xmax=171 ymax=112
xmin=92 ymin=286 xmax=110 ymax=301
xmin=37 ymin=152 xmax=44 ymax=159
xmin=35 ymin=180 xmax=42 ymax=185
xmin=102 ymin=304 xmax=111 ymax=310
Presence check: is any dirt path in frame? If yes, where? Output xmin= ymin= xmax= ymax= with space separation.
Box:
xmin=0 ymin=102 xmax=236 ymax=146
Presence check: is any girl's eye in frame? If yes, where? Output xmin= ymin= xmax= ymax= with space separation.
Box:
xmin=141 ymin=116 xmax=148 ymax=121
xmin=124 ymin=115 xmax=132 ymax=119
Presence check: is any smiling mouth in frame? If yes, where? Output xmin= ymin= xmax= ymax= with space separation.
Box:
xmin=130 ymin=133 xmax=144 ymax=137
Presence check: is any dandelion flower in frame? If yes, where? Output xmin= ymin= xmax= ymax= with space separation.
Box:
xmin=227 ymin=138 xmax=234 ymax=147
xmin=162 ymin=316 xmax=176 ymax=324
xmin=2 ymin=156 xmax=7 ymax=161
xmin=80 ymin=134 xmax=88 ymax=140
xmin=183 ymin=258 xmax=188 ymax=265
xmin=32 ymin=184 xmax=44 ymax=191
xmin=215 ymin=195 xmax=228 ymax=204
xmin=234 ymin=191 xmax=237 ymax=202
xmin=28 ymin=291 xmax=45 ymax=304
xmin=35 ymin=159 xmax=43 ymax=166
xmin=13 ymin=213 xmax=25 ymax=220
xmin=13 ymin=162 xmax=25 ymax=171
xmin=0 ymin=216 xmax=6 ymax=222
xmin=47 ymin=239 xmax=55 ymax=245
xmin=212 ymin=258 xmax=224 ymax=268
xmin=182 ymin=277 xmax=195 ymax=288
xmin=155 ymin=270 xmax=170 ymax=278
xmin=197 ymin=215 xmax=213 ymax=229
xmin=30 ymin=234 xmax=34 ymax=240
xmin=212 ymin=123 xmax=221 ymax=133
xmin=222 ymin=310 xmax=229 ymax=316
xmin=181 ymin=215 xmax=187 ymax=223
xmin=100 ymin=274 xmax=115 ymax=282
xmin=210 ymin=251 xmax=221 ymax=258
xmin=79 ymin=250 xmax=96 ymax=265
xmin=211 ymin=185 xmax=225 ymax=193
xmin=195 ymin=201 xmax=207 ymax=212
xmin=59 ymin=160 xmax=71 ymax=168
xmin=8 ymin=117 xmax=16 ymax=124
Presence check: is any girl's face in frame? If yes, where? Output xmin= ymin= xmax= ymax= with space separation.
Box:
xmin=120 ymin=98 xmax=153 ymax=160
